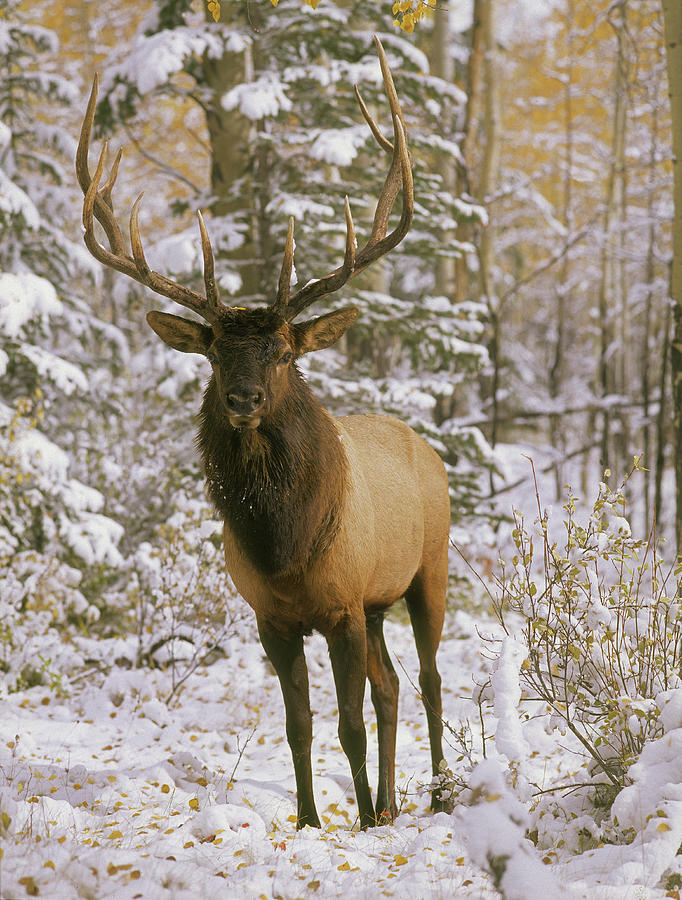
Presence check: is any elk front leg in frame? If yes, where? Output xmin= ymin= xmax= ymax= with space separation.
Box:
xmin=366 ymin=612 xmax=399 ymax=823
xmin=327 ymin=617 xmax=376 ymax=829
xmin=257 ymin=619 xmax=320 ymax=829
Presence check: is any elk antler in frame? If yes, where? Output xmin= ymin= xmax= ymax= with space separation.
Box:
xmin=277 ymin=35 xmax=414 ymax=322
xmin=76 ymin=74 xmax=227 ymax=323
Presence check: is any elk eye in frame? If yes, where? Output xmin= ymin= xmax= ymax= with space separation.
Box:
xmin=278 ymin=351 xmax=293 ymax=365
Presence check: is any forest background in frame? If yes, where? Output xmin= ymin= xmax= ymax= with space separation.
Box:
xmin=2 ymin=0 xmax=682 ymax=896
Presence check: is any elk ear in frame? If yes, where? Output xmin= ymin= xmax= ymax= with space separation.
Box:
xmin=146 ymin=311 xmax=213 ymax=355
xmin=291 ymin=307 xmax=358 ymax=356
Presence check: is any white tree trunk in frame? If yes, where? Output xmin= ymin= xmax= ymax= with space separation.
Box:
xmin=662 ymin=0 xmax=682 ymax=553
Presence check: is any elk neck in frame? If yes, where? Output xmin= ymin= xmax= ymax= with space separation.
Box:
xmin=197 ymin=368 xmax=348 ymax=577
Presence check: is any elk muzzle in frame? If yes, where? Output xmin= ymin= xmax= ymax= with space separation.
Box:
xmin=225 ymin=382 xmax=265 ymax=429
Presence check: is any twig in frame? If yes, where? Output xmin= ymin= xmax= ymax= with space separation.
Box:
xmin=228 ymin=725 xmax=258 ymax=786
xmin=124 ymin=125 xmax=202 ymax=193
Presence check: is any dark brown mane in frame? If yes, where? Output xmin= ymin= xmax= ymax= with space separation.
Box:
xmin=197 ymin=368 xmax=347 ymax=577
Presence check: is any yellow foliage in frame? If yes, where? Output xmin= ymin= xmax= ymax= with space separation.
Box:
xmin=392 ymin=0 xmax=432 ymax=32
xmin=206 ymin=0 xmax=220 ymax=21
xmin=265 ymin=0 xmax=430 ymax=29
xmin=270 ymin=0 xmax=322 ymax=7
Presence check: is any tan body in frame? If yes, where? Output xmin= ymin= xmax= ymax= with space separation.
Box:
xmin=217 ymin=411 xmax=451 ymax=829
xmin=224 ymin=414 xmax=449 ymax=639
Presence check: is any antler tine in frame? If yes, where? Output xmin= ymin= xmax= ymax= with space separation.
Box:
xmin=353 ymin=35 xmax=413 ymax=273
xmin=282 ymin=35 xmax=412 ymax=321
xmin=76 ymin=75 xmax=128 ymax=257
xmin=197 ymin=210 xmax=222 ymax=318
xmin=77 ymin=74 xmax=227 ymax=323
xmin=353 ymin=113 xmax=412 ymax=277
xmin=274 ymin=217 xmax=296 ymax=316
xmin=283 ymin=198 xmax=357 ymax=320
xmin=128 ymin=196 xmax=222 ymax=321
xmin=354 ymin=85 xmax=393 ymax=154
xmin=82 ymin=142 xmax=139 ymax=278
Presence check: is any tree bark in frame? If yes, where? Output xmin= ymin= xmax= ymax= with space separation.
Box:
xmin=477 ymin=0 xmax=501 ymax=456
xmin=597 ymin=7 xmax=629 ymax=479
xmin=662 ymin=0 xmax=682 ymax=555
xmin=432 ymin=0 xmax=456 ymax=296
xmin=549 ymin=8 xmax=574 ymax=497
xmin=201 ymin=5 xmax=260 ymax=301
xmin=454 ymin=0 xmax=484 ymax=304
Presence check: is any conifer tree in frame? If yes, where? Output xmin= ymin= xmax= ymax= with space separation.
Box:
xmin=0 ymin=0 xmax=124 ymax=648
xmin=90 ymin=0 xmax=494 ymax=522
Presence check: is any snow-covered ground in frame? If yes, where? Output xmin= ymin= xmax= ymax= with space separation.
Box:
xmin=2 ymin=596 xmax=682 ymax=900
xmin=0 ymin=614 xmax=492 ymax=899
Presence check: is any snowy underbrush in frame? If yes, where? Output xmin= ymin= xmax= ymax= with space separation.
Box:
xmin=460 ymin=464 xmax=682 ymax=897
xmin=5 ymin=460 xmax=682 ymax=897
xmin=0 ymin=398 xmax=119 ymax=695
xmin=100 ymin=493 xmax=252 ymax=701
xmin=0 ymin=396 xmax=249 ymax=703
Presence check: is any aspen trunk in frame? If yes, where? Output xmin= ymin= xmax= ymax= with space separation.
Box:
xmin=662 ymin=0 xmax=682 ymax=555
xmin=432 ymin=0 xmax=456 ymax=297
xmin=597 ymin=10 xmax=628 ymax=481
xmin=642 ymin=99 xmax=660 ymax=530
xmin=549 ymin=18 xmax=574 ymax=498
xmin=454 ymin=0 xmax=484 ymax=305
xmin=478 ymin=0 xmax=501 ymax=456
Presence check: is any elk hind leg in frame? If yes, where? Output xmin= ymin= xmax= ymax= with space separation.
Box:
xmin=327 ymin=617 xmax=376 ymax=829
xmin=366 ymin=612 xmax=399 ymax=823
xmin=405 ymin=560 xmax=451 ymax=812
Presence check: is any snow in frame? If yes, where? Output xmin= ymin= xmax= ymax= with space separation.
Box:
xmin=0 ymin=618 xmax=497 ymax=900
xmin=490 ymin=638 xmax=530 ymax=767
xmin=19 ymin=343 xmax=89 ymax=395
xmin=58 ymin=511 xmax=125 ymax=567
xmin=221 ymin=75 xmax=293 ymax=121
xmin=310 ymin=126 xmax=368 ymax=167
xmin=102 ymin=28 xmax=226 ymax=98
xmin=0 ymin=172 xmax=41 ymax=229
xmin=2 ymin=581 xmax=681 ymax=900
xmin=0 ymin=272 xmax=63 ymax=337
xmin=12 ymin=428 xmax=70 ymax=484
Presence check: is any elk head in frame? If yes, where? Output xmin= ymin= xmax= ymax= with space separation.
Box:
xmin=76 ymin=37 xmax=413 ymax=430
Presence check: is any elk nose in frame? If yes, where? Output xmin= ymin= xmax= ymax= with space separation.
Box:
xmin=226 ymin=387 xmax=264 ymax=415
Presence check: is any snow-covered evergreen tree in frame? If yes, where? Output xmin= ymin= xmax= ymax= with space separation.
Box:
xmin=0 ymin=0 xmax=126 ymax=689
xmin=88 ymin=0 xmax=494 ymax=524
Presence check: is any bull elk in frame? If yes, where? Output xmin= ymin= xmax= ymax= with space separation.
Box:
xmin=76 ymin=37 xmax=451 ymax=829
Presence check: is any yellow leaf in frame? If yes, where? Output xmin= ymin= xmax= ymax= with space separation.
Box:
xmin=109 ymin=830 xmax=124 ymax=839
xmin=18 ymin=877 xmax=39 ymax=896
xmin=189 ymin=798 xmax=199 ymax=810
xmin=657 ymin=822 xmax=671 ymax=832
xmin=394 ymin=855 xmax=408 ymax=866
xmin=337 ymin=861 xmax=350 ymax=871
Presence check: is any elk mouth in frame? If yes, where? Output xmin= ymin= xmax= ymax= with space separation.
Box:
xmin=229 ymin=414 xmax=262 ymax=430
